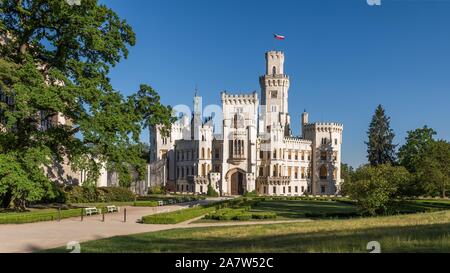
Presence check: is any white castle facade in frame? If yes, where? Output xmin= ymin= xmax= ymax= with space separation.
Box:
xmin=150 ymin=51 xmax=343 ymax=196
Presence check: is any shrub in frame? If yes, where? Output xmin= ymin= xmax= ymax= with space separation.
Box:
xmin=98 ymin=187 xmax=136 ymax=202
xmin=252 ymin=212 xmax=277 ymax=220
xmin=65 ymin=186 xmax=136 ymax=204
xmin=148 ymin=185 xmax=165 ymax=195
xmin=207 ymin=185 xmax=219 ymax=197
xmin=235 ymin=214 xmax=252 ymax=221
xmin=244 ymin=191 xmax=258 ymax=198
xmin=133 ymin=201 xmax=159 ymax=207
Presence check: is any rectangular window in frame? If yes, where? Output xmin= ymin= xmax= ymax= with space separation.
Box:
xmin=273 ymin=187 xmax=277 ymax=194
xmin=301 ymin=186 xmax=305 ymax=193
xmin=321 ymin=186 xmax=326 ymax=194
xmin=271 ymin=91 xmax=278 ymax=98
xmin=283 ymin=187 xmax=286 ymax=194
xmin=288 ymin=186 xmax=291 ymax=193
xmin=295 ymin=186 xmax=298 ymax=193
xmin=260 ymin=151 xmax=264 ymax=159
xmin=335 ymin=138 xmax=338 ymax=145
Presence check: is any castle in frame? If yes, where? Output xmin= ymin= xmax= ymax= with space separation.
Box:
xmin=150 ymin=51 xmax=343 ymax=196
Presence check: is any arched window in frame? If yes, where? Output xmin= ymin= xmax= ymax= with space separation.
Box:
xmin=201 ymin=148 xmax=205 ymax=159
xmin=207 ymin=148 xmax=211 ymax=159
xmin=320 ymin=165 xmax=328 ymax=180
xmin=202 ymin=164 xmax=206 ymax=176
xmin=272 ymin=66 xmax=277 ymax=75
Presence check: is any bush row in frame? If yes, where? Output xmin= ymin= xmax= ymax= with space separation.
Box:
xmin=65 ymin=186 xmax=136 ymax=204
xmin=141 ymin=206 xmax=216 ymax=224
xmin=136 ymin=195 xmax=206 ymax=203
xmin=0 ymin=208 xmax=83 ymax=224
xmin=132 ymin=201 xmax=159 ymax=207
xmin=205 ymin=208 xmax=277 ymax=221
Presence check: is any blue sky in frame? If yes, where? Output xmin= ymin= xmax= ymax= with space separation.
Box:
xmin=101 ymin=0 xmax=450 ymax=168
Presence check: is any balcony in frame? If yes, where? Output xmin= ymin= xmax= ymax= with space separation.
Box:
xmin=257 ymin=176 xmax=291 ymax=186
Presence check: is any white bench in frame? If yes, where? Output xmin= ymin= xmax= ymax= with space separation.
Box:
xmin=85 ymin=207 xmax=101 ymax=216
xmin=107 ymin=205 xmax=119 ymax=213
xmin=158 ymin=201 xmax=164 ymax=206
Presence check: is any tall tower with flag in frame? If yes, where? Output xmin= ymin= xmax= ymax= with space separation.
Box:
xmin=259 ymin=51 xmax=291 ymax=137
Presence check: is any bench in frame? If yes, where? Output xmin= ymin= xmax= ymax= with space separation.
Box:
xmin=158 ymin=201 xmax=164 ymax=206
xmin=107 ymin=205 xmax=119 ymax=213
xmin=168 ymin=199 xmax=174 ymax=204
xmin=85 ymin=207 xmax=101 ymax=216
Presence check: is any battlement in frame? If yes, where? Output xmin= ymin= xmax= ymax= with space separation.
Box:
xmin=303 ymin=122 xmax=344 ymax=133
xmin=266 ymin=51 xmax=285 ymax=57
xmin=283 ymin=137 xmax=313 ymax=145
xmin=221 ymin=91 xmax=258 ymax=105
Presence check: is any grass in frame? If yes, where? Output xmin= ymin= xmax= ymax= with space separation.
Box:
xmin=251 ymin=200 xmax=359 ymax=219
xmin=44 ymin=210 xmax=450 ymax=253
xmin=141 ymin=206 xmax=217 ymax=224
xmin=193 ymin=199 xmax=359 ymax=223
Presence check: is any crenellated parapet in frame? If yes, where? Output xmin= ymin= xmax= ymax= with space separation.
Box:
xmin=221 ymin=91 xmax=258 ymax=105
xmin=303 ymin=122 xmax=344 ymax=134
xmin=283 ymin=137 xmax=313 ymax=145
xmin=259 ymin=75 xmax=290 ymax=88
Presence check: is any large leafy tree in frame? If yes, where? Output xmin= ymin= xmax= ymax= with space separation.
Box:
xmin=417 ymin=140 xmax=450 ymax=198
xmin=398 ymin=126 xmax=437 ymax=173
xmin=0 ymin=0 xmax=173 ymax=209
xmin=346 ymin=164 xmax=411 ymax=215
xmin=366 ymin=105 xmax=397 ymax=166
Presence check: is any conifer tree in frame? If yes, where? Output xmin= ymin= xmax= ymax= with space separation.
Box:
xmin=366 ymin=105 xmax=397 ymax=166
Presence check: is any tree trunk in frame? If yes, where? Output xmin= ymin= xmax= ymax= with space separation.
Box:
xmin=1 ymin=192 xmax=12 ymax=209
xmin=13 ymin=198 xmax=27 ymax=211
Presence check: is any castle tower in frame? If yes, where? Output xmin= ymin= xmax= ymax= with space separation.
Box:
xmin=259 ymin=51 xmax=291 ymax=136
xmin=303 ymin=122 xmax=344 ymax=195
xmin=191 ymin=91 xmax=202 ymax=141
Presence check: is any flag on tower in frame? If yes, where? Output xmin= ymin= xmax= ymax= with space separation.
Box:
xmin=274 ymin=34 xmax=286 ymax=40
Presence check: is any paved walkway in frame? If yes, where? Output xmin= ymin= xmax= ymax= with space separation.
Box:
xmin=0 ymin=200 xmax=311 ymax=253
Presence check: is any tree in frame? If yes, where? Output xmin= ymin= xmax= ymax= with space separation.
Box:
xmin=345 ymin=164 xmax=411 ymax=215
xmin=417 ymin=140 xmax=450 ymax=198
xmin=340 ymin=163 xmax=355 ymax=196
xmin=0 ymin=0 xmax=173 ymax=209
xmin=366 ymin=105 xmax=397 ymax=166
xmin=398 ymin=126 xmax=437 ymax=173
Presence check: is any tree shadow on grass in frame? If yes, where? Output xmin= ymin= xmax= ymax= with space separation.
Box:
xmin=252 ymin=201 xmax=358 ymax=219
xmin=47 ymin=222 xmax=450 ymax=253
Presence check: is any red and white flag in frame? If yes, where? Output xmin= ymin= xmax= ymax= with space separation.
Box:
xmin=273 ymin=34 xmax=285 ymax=40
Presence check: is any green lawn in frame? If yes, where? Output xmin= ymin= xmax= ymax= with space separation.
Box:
xmin=251 ymin=200 xmax=359 ymax=219
xmin=44 ymin=210 xmax=450 ymax=253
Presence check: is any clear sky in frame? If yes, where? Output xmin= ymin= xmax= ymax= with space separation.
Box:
xmin=101 ymin=0 xmax=450 ymax=168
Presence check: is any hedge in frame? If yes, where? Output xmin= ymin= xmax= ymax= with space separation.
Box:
xmin=0 ymin=208 xmax=83 ymax=224
xmin=141 ymin=206 xmax=216 ymax=224
xmin=132 ymin=201 xmax=159 ymax=207
xmin=65 ymin=186 xmax=136 ymax=204
xmin=205 ymin=208 xmax=277 ymax=221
